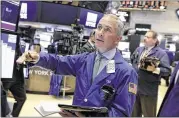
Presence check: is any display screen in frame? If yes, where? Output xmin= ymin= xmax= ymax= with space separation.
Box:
xmin=25 ymin=43 xmax=30 ymax=52
xmin=1 ymin=1 xmax=20 ymax=31
xmin=135 ymin=24 xmax=151 ymax=35
xmin=1 ymin=33 xmax=17 ymax=79
xmin=39 ymin=34 xmax=52 ymax=48
xmin=40 ymin=2 xmax=78 ymax=25
xmin=117 ymin=11 xmax=130 ymax=22
xmin=79 ymin=8 xmax=104 ymax=29
xmin=20 ymin=1 xmax=38 ymax=22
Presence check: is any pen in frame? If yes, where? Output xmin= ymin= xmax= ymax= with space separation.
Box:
xmin=28 ymin=52 xmax=34 ymax=60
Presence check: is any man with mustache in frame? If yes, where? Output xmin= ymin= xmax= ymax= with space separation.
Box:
xmin=16 ymin=14 xmax=138 ymax=117
xmin=131 ymin=30 xmax=171 ymax=117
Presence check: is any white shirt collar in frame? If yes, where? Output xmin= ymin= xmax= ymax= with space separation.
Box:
xmin=96 ymin=48 xmax=116 ymax=60
xmin=145 ymin=46 xmax=155 ymax=51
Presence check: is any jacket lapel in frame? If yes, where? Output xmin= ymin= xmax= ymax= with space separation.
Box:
xmin=93 ymin=66 xmax=111 ymax=85
xmin=86 ymin=52 xmax=96 ymax=85
xmin=139 ymin=47 xmax=145 ymax=56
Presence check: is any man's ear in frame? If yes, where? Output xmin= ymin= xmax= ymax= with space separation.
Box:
xmin=115 ymin=36 xmax=122 ymax=44
xmin=118 ymin=36 xmax=122 ymax=41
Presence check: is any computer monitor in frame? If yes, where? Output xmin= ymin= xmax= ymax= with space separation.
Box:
xmin=1 ymin=1 xmax=20 ymax=32
xmin=39 ymin=34 xmax=52 ymax=49
xmin=117 ymin=11 xmax=130 ymax=23
xmin=40 ymin=2 xmax=78 ymax=25
xmin=20 ymin=1 xmax=38 ymax=22
xmin=79 ymin=8 xmax=104 ymax=29
xmin=135 ymin=24 xmax=151 ymax=35
xmin=1 ymin=32 xmax=18 ymax=80
xmin=117 ymin=42 xmax=129 ymax=51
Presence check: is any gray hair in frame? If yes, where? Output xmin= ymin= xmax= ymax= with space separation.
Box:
xmin=103 ymin=14 xmax=124 ymax=36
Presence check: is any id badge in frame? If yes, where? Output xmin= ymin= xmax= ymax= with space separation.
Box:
xmin=107 ymin=60 xmax=115 ymax=73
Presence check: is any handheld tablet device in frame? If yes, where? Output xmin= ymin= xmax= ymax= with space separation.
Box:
xmin=58 ymin=104 xmax=108 ymax=113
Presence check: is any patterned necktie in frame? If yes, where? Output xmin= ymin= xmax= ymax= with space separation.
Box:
xmin=92 ymin=54 xmax=103 ymax=81
xmin=140 ymin=47 xmax=148 ymax=61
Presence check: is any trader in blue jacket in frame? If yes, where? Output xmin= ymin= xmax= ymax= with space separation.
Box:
xmin=158 ymin=62 xmax=179 ymax=117
xmin=17 ymin=14 xmax=138 ymax=117
xmin=131 ymin=30 xmax=171 ymax=117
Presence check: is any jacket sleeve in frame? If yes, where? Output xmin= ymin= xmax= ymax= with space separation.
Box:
xmin=35 ymin=52 xmax=87 ymax=76
xmin=108 ymin=68 xmax=138 ymax=117
xmin=158 ymin=52 xmax=171 ymax=77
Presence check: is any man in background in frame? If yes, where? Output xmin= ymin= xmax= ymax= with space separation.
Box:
xmin=131 ymin=30 xmax=171 ymax=117
xmin=78 ymin=30 xmax=96 ymax=53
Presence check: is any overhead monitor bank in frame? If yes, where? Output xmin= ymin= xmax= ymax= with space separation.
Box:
xmin=1 ymin=32 xmax=17 ymax=79
xmin=1 ymin=1 xmax=20 ymax=32
xmin=19 ymin=1 xmax=104 ymax=28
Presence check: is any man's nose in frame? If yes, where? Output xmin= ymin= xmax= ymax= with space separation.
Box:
xmin=98 ymin=29 xmax=104 ymax=37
